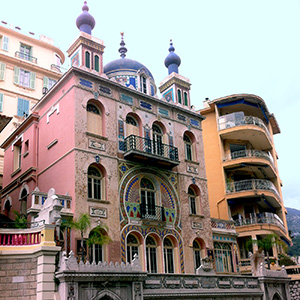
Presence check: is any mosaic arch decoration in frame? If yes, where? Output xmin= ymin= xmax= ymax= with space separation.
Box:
xmin=120 ymin=224 xmax=184 ymax=273
xmin=118 ymin=163 xmax=180 ymax=230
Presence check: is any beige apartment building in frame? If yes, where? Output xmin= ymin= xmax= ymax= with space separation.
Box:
xmin=200 ymin=94 xmax=291 ymax=273
xmin=0 ymin=22 xmax=65 ymax=187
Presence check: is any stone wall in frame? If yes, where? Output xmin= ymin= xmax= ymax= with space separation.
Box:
xmin=0 ymin=256 xmax=37 ymax=300
xmin=289 ymin=280 xmax=300 ymax=300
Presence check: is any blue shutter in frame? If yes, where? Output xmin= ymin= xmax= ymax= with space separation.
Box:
xmin=17 ymin=98 xmax=24 ymax=117
xmin=0 ymin=93 xmax=3 ymax=112
xmin=17 ymin=98 xmax=29 ymax=117
xmin=24 ymin=99 xmax=29 ymax=117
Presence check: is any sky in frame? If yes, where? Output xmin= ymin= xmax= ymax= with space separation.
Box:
xmin=2 ymin=0 xmax=300 ymax=210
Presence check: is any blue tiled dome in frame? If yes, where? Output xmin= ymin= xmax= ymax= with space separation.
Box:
xmin=104 ymin=33 xmax=154 ymax=80
xmin=104 ymin=58 xmax=154 ymax=79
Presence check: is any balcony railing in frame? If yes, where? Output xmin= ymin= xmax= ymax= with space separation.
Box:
xmin=218 ymin=115 xmax=272 ymax=141
xmin=226 ymin=179 xmax=281 ymax=200
xmin=15 ymin=51 xmax=37 ymax=63
xmin=140 ymin=203 xmax=165 ymax=222
xmin=124 ymin=135 xmax=179 ymax=168
xmin=50 ymin=64 xmax=67 ymax=73
xmin=234 ymin=212 xmax=286 ymax=233
xmin=224 ymin=150 xmax=276 ymax=171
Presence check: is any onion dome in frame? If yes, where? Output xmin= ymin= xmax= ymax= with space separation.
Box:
xmin=164 ymin=40 xmax=181 ymax=75
xmin=76 ymin=1 xmax=95 ymax=35
xmin=104 ymin=33 xmax=154 ymax=80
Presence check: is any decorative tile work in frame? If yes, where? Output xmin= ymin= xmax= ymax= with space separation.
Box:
xmin=79 ymin=78 xmax=93 ymax=88
xmin=160 ymin=183 xmax=174 ymax=209
xmin=120 ymin=93 xmax=133 ymax=104
xmin=140 ymin=101 xmax=152 ymax=110
xmin=213 ymin=235 xmax=237 ymax=243
xmin=118 ymin=120 xmax=124 ymax=139
xmin=190 ymin=118 xmax=200 ymax=127
xmin=177 ymin=114 xmax=187 ymax=122
xmin=98 ymin=85 xmax=111 ymax=95
xmin=118 ymin=164 xmax=180 ymax=232
xmin=158 ymin=107 xmax=169 ymax=117
xmin=125 ymin=177 xmax=140 ymax=203
xmin=163 ymin=89 xmax=173 ymax=102
xmin=115 ymin=75 xmax=136 ymax=88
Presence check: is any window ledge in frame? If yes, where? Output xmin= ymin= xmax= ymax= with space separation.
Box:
xmin=189 ymin=214 xmax=204 ymax=218
xmin=23 ymin=151 xmax=29 ymax=158
xmin=11 ymin=167 xmax=21 ymax=177
xmin=185 ymin=159 xmax=199 ymax=165
xmin=86 ymin=132 xmax=108 ymax=140
xmin=87 ymin=198 xmax=109 ymax=204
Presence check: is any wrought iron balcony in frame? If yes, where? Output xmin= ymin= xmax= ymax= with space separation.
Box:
xmin=15 ymin=51 xmax=37 ymax=63
xmin=226 ymin=179 xmax=280 ymax=200
xmin=124 ymin=135 xmax=179 ymax=169
xmin=234 ymin=212 xmax=286 ymax=233
xmin=140 ymin=203 xmax=166 ymax=222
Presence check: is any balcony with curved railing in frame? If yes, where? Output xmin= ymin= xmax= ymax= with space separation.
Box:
xmin=124 ymin=135 xmax=179 ymax=169
xmin=140 ymin=203 xmax=166 ymax=222
xmin=234 ymin=212 xmax=286 ymax=233
xmin=218 ymin=115 xmax=272 ymax=149
xmin=226 ymin=179 xmax=281 ymax=202
xmin=223 ymin=150 xmax=277 ymax=177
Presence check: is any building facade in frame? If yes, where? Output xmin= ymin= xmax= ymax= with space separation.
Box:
xmin=0 ymin=22 xmax=65 ymax=188
xmin=200 ymin=95 xmax=291 ymax=273
xmin=1 ymin=2 xmax=213 ymax=275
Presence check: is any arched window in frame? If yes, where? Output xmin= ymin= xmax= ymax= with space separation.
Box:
xmin=127 ymin=233 xmax=139 ymax=263
xmin=4 ymin=199 xmax=11 ymax=217
xmin=177 ymin=89 xmax=182 ymax=104
xmin=87 ymin=102 xmax=102 ymax=136
xmin=20 ymin=189 xmax=27 ymax=217
xmin=184 ymin=92 xmax=188 ymax=106
xmin=183 ymin=133 xmax=192 ymax=161
xmin=88 ymin=229 xmax=103 ymax=264
xmin=140 ymin=178 xmax=156 ymax=218
xmin=141 ymin=76 xmax=147 ymax=94
xmin=193 ymin=240 xmax=202 ymax=270
xmin=126 ymin=115 xmax=139 ymax=136
xmin=88 ymin=166 xmax=103 ymax=200
xmin=164 ymin=238 xmax=174 ymax=273
xmin=94 ymin=55 xmax=99 ymax=72
xmin=85 ymin=51 xmax=90 ymax=68
xmin=146 ymin=235 xmax=157 ymax=273
xmin=188 ymin=187 xmax=196 ymax=215
xmin=152 ymin=124 xmax=163 ymax=155
xmin=214 ymin=242 xmax=233 ymax=273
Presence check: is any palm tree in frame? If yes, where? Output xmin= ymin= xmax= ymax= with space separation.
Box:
xmin=65 ymin=213 xmax=110 ymax=262
xmin=247 ymin=234 xmax=286 ymax=269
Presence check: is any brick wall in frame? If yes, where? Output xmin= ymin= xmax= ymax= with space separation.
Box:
xmin=0 ymin=257 xmax=37 ymax=300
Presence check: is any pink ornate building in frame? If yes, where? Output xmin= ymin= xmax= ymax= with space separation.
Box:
xmin=1 ymin=2 xmax=214 ymax=275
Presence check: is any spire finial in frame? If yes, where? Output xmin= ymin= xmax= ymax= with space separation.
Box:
xmin=76 ymin=1 xmax=95 ymax=35
xmin=164 ymin=39 xmax=181 ymax=75
xmin=119 ymin=32 xmax=127 ymax=58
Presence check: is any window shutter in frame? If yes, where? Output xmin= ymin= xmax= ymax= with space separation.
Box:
xmin=30 ymin=72 xmax=36 ymax=89
xmin=24 ymin=99 xmax=29 ymax=116
xmin=2 ymin=36 xmax=9 ymax=51
xmin=43 ymin=76 xmax=49 ymax=88
xmin=0 ymin=62 xmax=5 ymax=80
xmin=17 ymin=98 xmax=24 ymax=116
xmin=14 ymin=67 xmax=20 ymax=85
xmin=0 ymin=93 xmax=3 ymax=112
